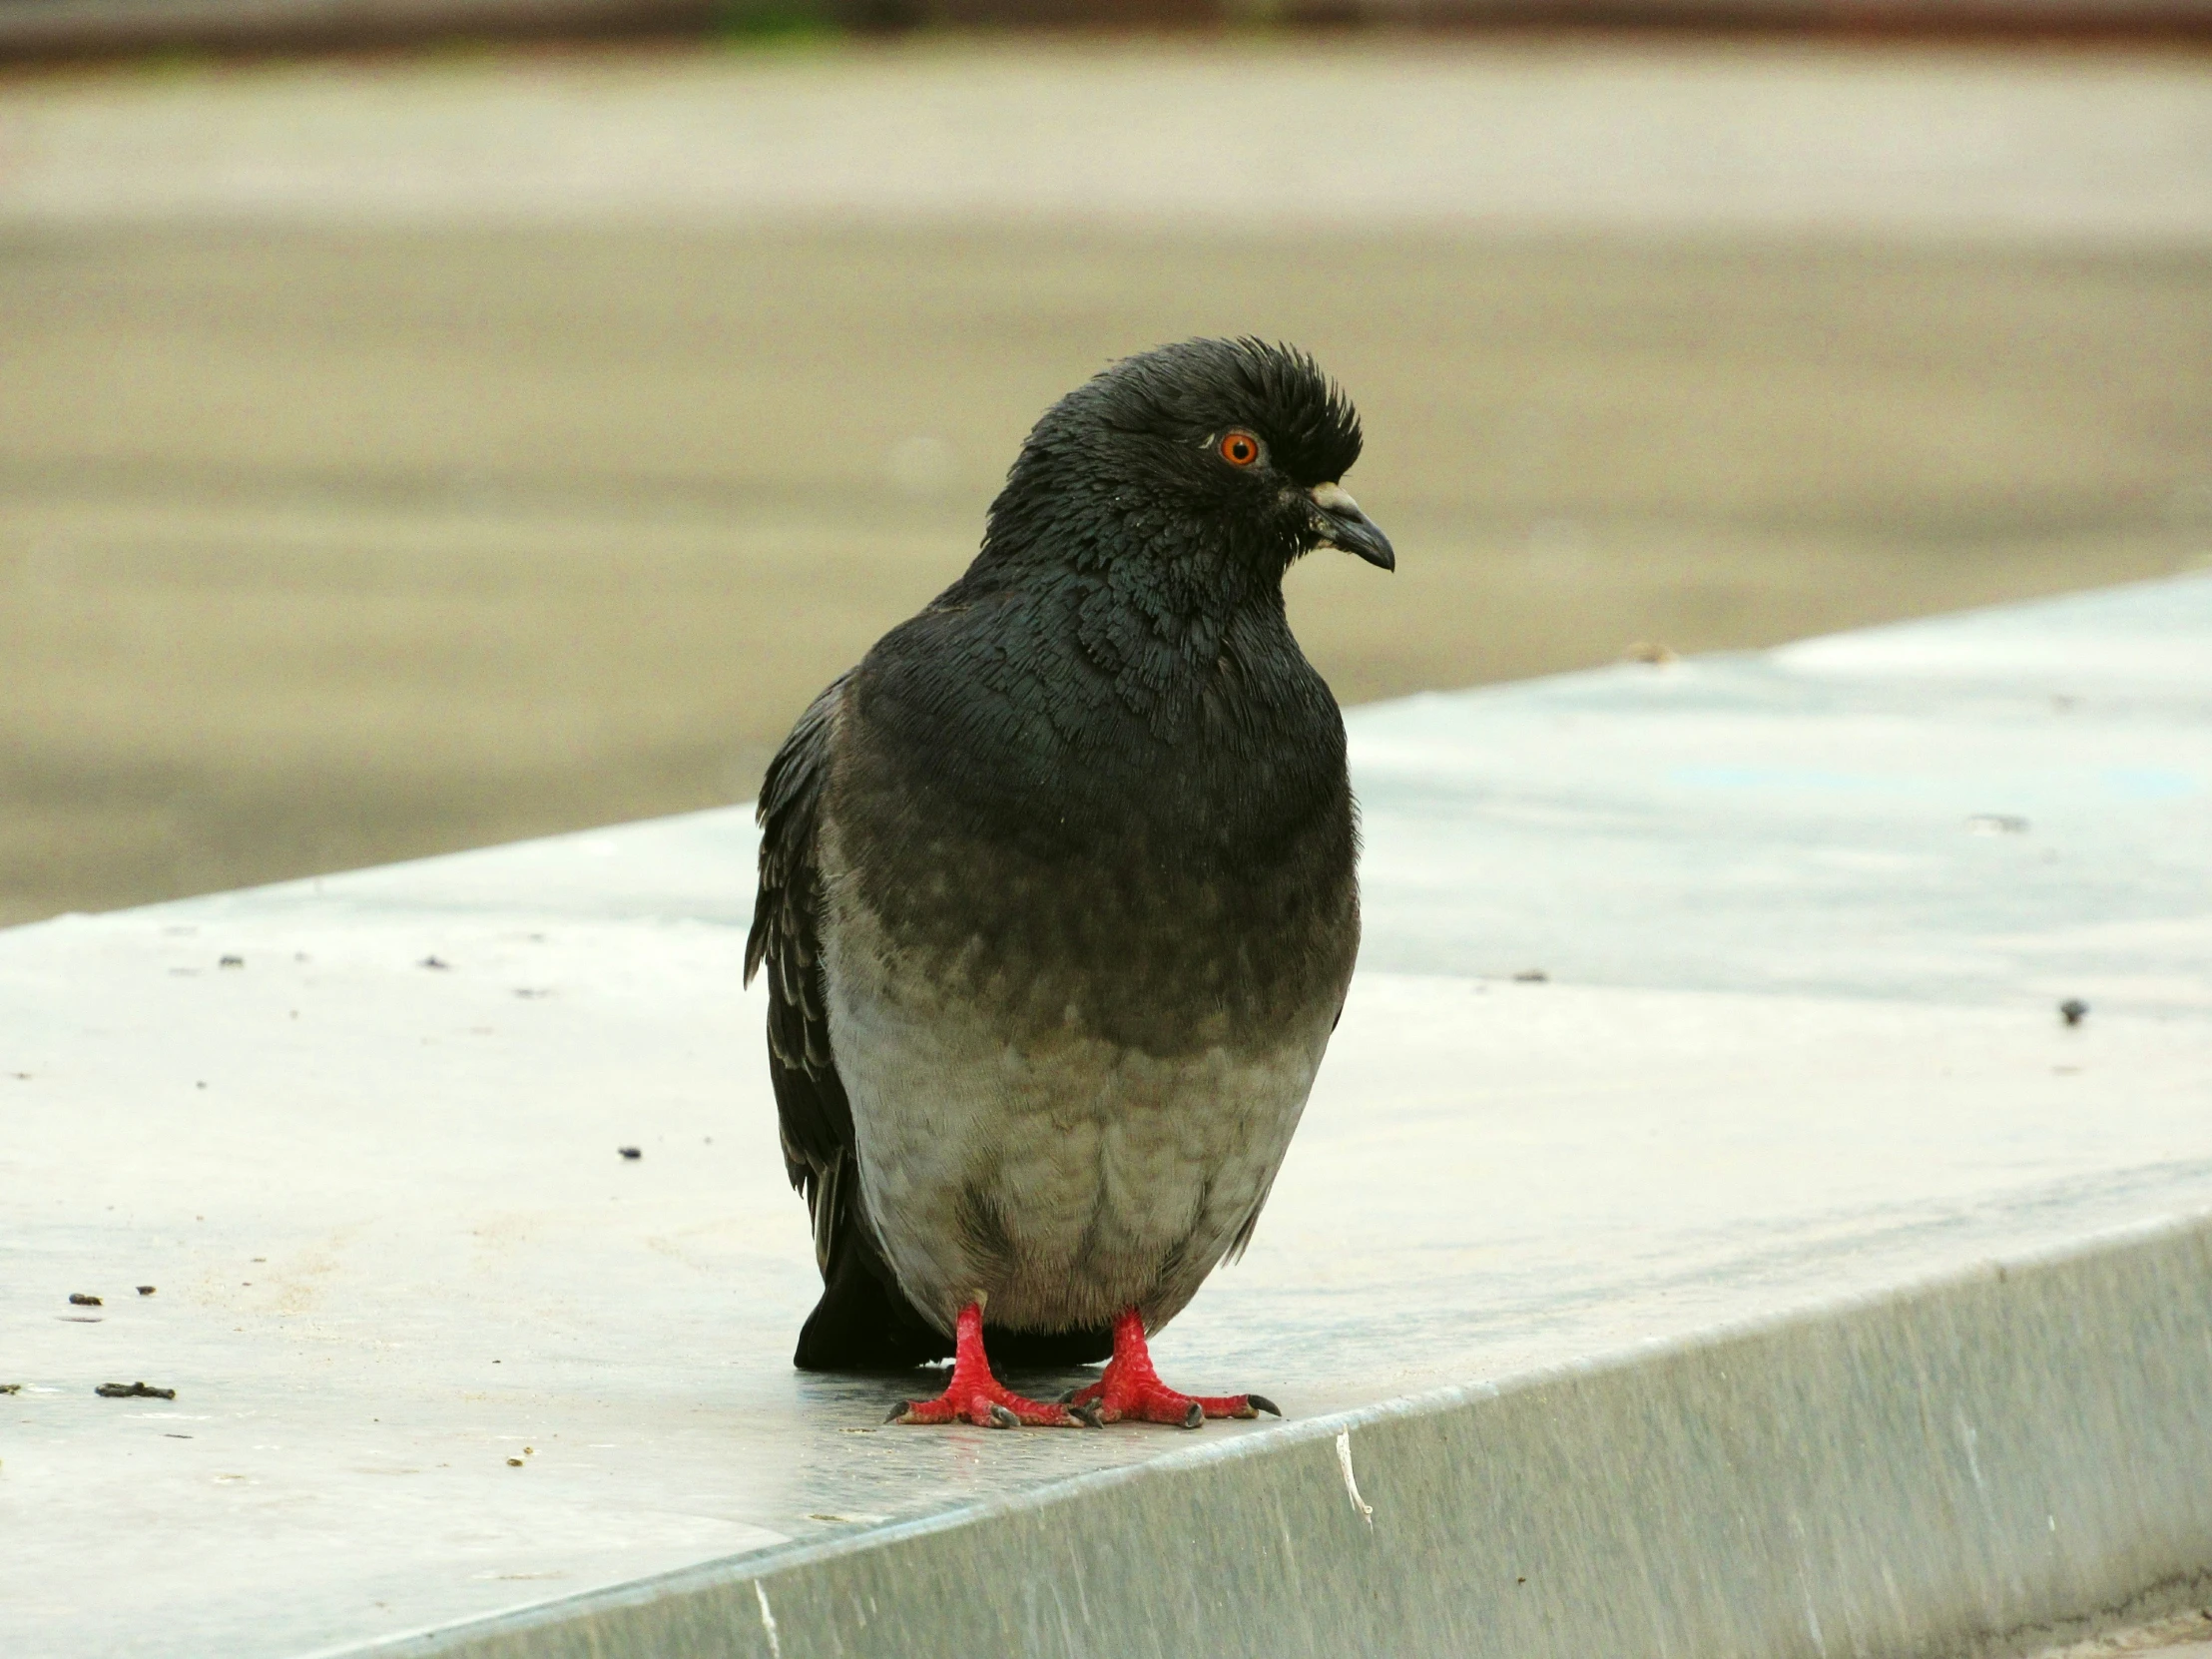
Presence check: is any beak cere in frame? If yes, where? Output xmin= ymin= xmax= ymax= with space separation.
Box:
xmin=1308 ymin=482 xmax=1395 ymax=572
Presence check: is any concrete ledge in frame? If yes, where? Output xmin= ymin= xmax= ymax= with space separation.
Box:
xmin=8 ymin=577 xmax=2208 ymax=1658
xmin=369 ymin=1214 xmax=2212 ymax=1659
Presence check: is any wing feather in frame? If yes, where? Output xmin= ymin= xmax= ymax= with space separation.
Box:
xmin=745 ymin=678 xmax=853 ymax=1273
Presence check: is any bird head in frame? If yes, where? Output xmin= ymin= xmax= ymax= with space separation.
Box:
xmin=982 ymin=337 xmax=1394 ymax=586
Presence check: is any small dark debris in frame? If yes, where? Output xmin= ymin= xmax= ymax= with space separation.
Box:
xmin=618 ymin=1146 xmax=642 ymax=1161
xmin=419 ymin=955 xmax=452 ymax=971
xmin=8 ymin=1071 xmax=30 ymax=1081
xmin=1516 ymin=1576 xmax=1527 ymax=1585
xmin=2059 ymin=998 xmax=2090 ymax=1027
xmin=69 ymin=1293 xmax=102 ymax=1307
xmin=219 ymin=955 xmax=245 ymax=969
xmin=137 ymin=1285 xmax=157 ymax=1297
xmin=60 ymin=1316 xmax=102 ymax=1324
xmin=506 ymin=1456 xmax=524 ymax=1467
xmin=97 ymin=1382 xmax=176 ymax=1399
xmin=0 ymin=1383 xmax=20 ymax=1394
xmin=165 ymin=1432 xmax=193 ymax=1439
xmin=1511 ymin=969 xmax=1549 ymax=983
xmin=196 ymin=1081 xmax=208 ymax=1090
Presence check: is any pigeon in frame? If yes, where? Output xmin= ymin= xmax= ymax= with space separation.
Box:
xmin=745 ymin=337 xmax=1392 ymax=1428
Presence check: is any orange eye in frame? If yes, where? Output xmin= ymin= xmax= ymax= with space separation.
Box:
xmin=1219 ymin=431 xmax=1261 ymax=467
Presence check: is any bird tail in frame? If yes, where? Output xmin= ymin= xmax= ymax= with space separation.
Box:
xmin=794 ymin=1221 xmax=953 ymax=1373
xmin=793 ymin=1209 xmax=1115 ymax=1374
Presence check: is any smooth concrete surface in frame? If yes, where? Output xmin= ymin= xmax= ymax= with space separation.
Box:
xmin=4 ymin=574 xmax=2211 ymax=1657
xmin=368 ymin=1220 xmax=2212 ymax=1659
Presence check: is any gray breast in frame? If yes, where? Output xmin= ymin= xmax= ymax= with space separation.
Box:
xmin=818 ymin=814 xmax=1346 ymax=1337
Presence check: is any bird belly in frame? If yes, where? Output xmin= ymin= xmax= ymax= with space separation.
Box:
xmin=822 ymin=946 xmax=1332 ymax=1338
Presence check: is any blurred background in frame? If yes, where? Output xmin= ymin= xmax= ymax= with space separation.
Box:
xmin=0 ymin=5 xmax=2207 ymax=926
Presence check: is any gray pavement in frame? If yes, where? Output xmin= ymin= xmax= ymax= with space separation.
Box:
xmin=4 ymin=42 xmax=2211 ymax=241
xmin=4 ymin=574 xmax=2209 ymax=1658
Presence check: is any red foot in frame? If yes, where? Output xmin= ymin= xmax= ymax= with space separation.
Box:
xmin=885 ymin=1303 xmax=1091 ymax=1429
xmin=1065 ymin=1309 xmax=1282 ymax=1428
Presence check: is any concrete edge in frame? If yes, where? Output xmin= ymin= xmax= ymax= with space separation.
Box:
xmin=329 ymin=1207 xmax=2212 ymax=1659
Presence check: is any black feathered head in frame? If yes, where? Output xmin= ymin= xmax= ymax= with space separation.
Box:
xmin=1092 ymin=337 xmax=1364 ymax=488
xmin=977 ymin=337 xmax=1393 ymax=588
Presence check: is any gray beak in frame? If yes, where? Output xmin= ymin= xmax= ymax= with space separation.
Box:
xmin=1309 ymin=482 xmax=1395 ymax=572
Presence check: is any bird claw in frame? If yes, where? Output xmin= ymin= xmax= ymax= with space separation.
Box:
xmin=881 ymin=1304 xmax=1094 ymax=1429
xmin=876 ymin=1307 xmax=1275 ymax=1431
xmin=1074 ymin=1309 xmax=1284 ymax=1427
xmin=890 ymin=1387 xmax=1086 ymax=1429
xmin=901 ymin=1377 xmax=1271 ymax=1428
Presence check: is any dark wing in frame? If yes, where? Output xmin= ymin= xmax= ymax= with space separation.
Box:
xmin=743 ymin=672 xmax=1104 ymax=1372
xmin=745 ymin=678 xmax=984 ymax=1371
xmin=744 ymin=678 xmax=854 ymax=1275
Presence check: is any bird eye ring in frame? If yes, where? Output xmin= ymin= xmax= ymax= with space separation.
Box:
xmin=1218 ymin=430 xmax=1262 ymax=467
